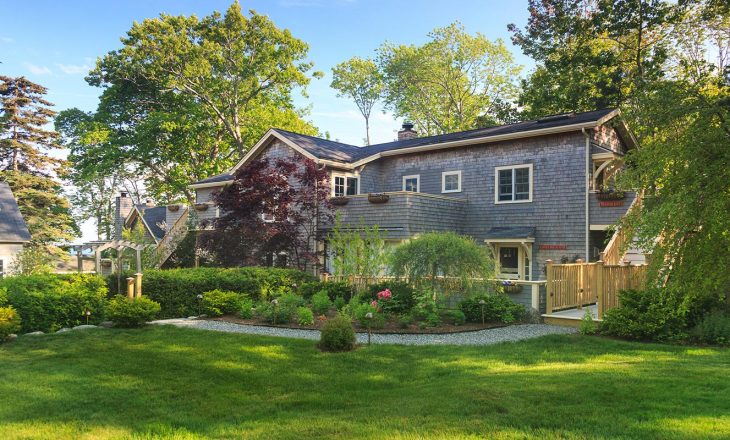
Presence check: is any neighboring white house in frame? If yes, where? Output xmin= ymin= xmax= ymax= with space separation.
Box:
xmin=0 ymin=182 xmax=30 ymax=276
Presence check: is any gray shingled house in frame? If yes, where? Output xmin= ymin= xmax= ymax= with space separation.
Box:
xmin=0 ymin=182 xmax=31 ymax=275
xmin=127 ymin=109 xmax=641 ymax=298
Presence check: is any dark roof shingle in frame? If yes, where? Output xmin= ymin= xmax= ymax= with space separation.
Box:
xmin=0 ymin=182 xmax=31 ymax=243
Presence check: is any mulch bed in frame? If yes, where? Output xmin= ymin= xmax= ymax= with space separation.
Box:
xmin=207 ymin=315 xmax=507 ymax=334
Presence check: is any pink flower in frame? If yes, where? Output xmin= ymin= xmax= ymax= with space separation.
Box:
xmin=370 ymin=300 xmax=378 ymax=308
xmin=377 ymin=288 xmax=392 ymax=300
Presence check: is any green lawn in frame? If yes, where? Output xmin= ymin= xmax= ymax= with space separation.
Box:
xmin=0 ymin=327 xmax=728 ymax=439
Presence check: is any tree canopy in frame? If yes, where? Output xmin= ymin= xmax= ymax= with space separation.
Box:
xmin=61 ymin=2 xmax=321 ymax=206
xmin=0 ymin=76 xmax=77 ymax=246
xmin=330 ymin=57 xmax=383 ymax=145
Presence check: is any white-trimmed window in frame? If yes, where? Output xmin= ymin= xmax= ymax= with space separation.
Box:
xmin=402 ymin=175 xmax=420 ymax=192
xmin=495 ymin=164 xmax=533 ymax=203
xmin=494 ymin=244 xmax=531 ymax=281
xmin=442 ymin=170 xmax=462 ymax=193
xmin=332 ymin=173 xmax=359 ymax=197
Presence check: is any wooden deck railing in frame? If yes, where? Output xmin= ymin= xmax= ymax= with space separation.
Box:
xmin=602 ymin=194 xmax=642 ymax=265
xmin=152 ymin=207 xmax=190 ymax=268
xmin=546 ymin=260 xmax=647 ymax=319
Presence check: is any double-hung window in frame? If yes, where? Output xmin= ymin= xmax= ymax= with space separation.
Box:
xmin=402 ymin=175 xmax=420 ymax=192
xmin=495 ymin=164 xmax=533 ymax=203
xmin=333 ymin=174 xmax=359 ymax=197
xmin=442 ymin=171 xmax=462 ymax=193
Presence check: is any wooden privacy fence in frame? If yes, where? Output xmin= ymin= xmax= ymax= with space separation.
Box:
xmin=546 ymin=259 xmax=647 ymax=319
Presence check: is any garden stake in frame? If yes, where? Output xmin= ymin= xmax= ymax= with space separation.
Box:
xmin=85 ymin=310 xmax=91 ymax=325
xmin=196 ymin=294 xmax=203 ymax=316
xmin=365 ymin=312 xmax=373 ymax=345
xmin=479 ymin=299 xmax=486 ymax=326
xmin=271 ymin=299 xmax=279 ymax=325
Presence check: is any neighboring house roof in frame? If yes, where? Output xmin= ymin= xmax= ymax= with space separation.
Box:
xmin=0 ymin=182 xmax=31 ymax=243
xmin=191 ymin=108 xmax=629 ymax=187
xmin=484 ymin=227 xmax=537 ymax=241
xmin=126 ymin=205 xmax=166 ymax=242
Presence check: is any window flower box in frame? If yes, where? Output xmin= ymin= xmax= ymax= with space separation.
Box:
xmin=194 ymin=203 xmax=209 ymax=212
xmin=368 ymin=193 xmax=390 ymax=204
xmin=596 ymin=191 xmax=626 ymax=201
xmin=500 ymin=281 xmax=522 ymax=294
xmin=330 ymin=196 xmax=350 ymax=206
xmin=167 ymin=204 xmax=181 ymax=212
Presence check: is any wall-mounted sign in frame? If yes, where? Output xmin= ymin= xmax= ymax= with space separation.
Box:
xmin=539 ymin=244 xmax=568 ymax=250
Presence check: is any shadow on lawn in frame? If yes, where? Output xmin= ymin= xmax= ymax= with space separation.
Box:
xmin=0 ymin=326 xmax=728 ymax=439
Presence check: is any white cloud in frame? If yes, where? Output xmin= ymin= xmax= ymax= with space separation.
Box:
xmin=25 ymin=63 xmax=52 ymax=75
xmin=57 ymin=63 xmax=91 ymax=75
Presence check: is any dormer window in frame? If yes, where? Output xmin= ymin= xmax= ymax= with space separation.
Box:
xmin=333 ymin=174 xmax=359 ymax=197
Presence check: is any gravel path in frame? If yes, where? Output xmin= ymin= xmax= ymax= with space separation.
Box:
xmin=150 ymin=318 xmax=575 ymax=346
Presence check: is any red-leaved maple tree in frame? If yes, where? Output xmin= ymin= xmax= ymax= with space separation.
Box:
xmin=202 ymin=157 xmax=332 ymax=271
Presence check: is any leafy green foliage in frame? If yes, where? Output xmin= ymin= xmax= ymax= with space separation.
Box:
xmin=600 ymin=289 xmax=690 ymax=342
xmin=0 ymin=75 xmax=78 ymax=246
xmin=2 ymin=274 xmax=108 ymax=332
xmin=202 ymin=290 xmax=245 ymax=317
xmin=310 ymin=291 xmax=332 ymax=316
xmin=106 ymin=267 xmax=314 ymax=319
xmin=0 ymin=305 xmax=20 ymax=340
xmin=333 ymin=296 xmax=346 ymax=311
xmin=377 ymin=22 xmax=522 ymax=134
xmin=67 ymin=3 xmax=320 ymax=204
xmin=579 ymin=310 xmax=598 ymax=336
xmin=257 ymin=293 xmax=305 ymax=324
xmin=389 ymin=232 xmax=496 ymax=297
xmin=299 ymin=281 xmax=355 ymax=301
xmin=460 ymin=294 xmax=525 ymax=324
xmin=363 ymin=281 xmax=416 ymax=314
xmin=327 ymin=215 xmax=388 ymax=279
xmin=352 ymin=302 xmax=385 ymax=328
xmin=296 ymin=307 xmax=314 ymax=326
xmin=446 ymin=309 xmax=466 ymax=326
xmin=238 ymin=299 xmax=254 ymax=319
xmin=690 ymin=310 xmax=730 ymax=346
xmin=105 ymin=296 xmax=161 ymax=328
xmin=330 ymin=57 xmax=383 ymax=145
xmin=318 ymin=314 xmax=356 ymax=352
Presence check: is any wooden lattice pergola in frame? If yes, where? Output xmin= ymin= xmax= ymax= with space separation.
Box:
xmin=74 ymin=240 xmax=150 ymax=298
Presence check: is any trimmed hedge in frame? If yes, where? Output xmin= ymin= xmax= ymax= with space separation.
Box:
xmin=0 ymin=274 xmax=108 ymax=333
xmin=106 ymin=296 xmax=161 ymax=328
xmin=106 ymin=267 xmax=315 ymax=319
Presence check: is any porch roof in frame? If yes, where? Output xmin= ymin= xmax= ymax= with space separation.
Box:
xmin=484 ymin=227 xmax=536 ymax=241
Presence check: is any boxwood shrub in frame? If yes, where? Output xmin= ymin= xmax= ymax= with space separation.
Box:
xmin=106 ymin=296 xmax=161 ymax=328
xmin=460 ymin=293 xmax=525 ymax=324
xmin=106 ymin=267 xmax=315 ymax=319
xmin=1 ymin=274 xmax=108 ymax=333
xmin=319 ymin=313 xmax=356 ymax=352
xmin=0 ymin=305 xmax=21 ymax=340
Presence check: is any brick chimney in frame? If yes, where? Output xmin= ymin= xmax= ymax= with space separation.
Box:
xmin=114 ymin=192 xmax=134 ymax=239
xmin=397 ymin=122 xmax=417 ymax=141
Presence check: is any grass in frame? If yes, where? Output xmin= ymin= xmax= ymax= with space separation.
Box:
xmin=0 ymin=326 xmax=729 ymax=439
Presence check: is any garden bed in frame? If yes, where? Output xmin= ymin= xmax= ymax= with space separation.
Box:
xmin=207 ymin=314 xmax=508 ymax=334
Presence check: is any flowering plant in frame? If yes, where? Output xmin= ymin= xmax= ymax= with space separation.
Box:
xmin=502 ymin=280 xmax=515 ymax=286
xmin=376 ymin=288 xmax=392 ymax=300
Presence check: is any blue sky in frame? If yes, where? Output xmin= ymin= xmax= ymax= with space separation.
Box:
xmin=1 ymin=0 xmax=534 ymax=241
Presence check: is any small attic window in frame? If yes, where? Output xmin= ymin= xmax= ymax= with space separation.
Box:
xmin=537 ymin=112 xmax=576 ymax=123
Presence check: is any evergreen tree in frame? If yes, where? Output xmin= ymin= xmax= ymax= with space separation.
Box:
xmin=0 ymin=76 xmax=78 ymax=246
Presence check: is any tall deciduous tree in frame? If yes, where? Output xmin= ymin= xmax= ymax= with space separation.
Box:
xmin=66 ymin=2 xmax=321 ymax=205
xmin=0 ymin=76 xmax=77 ymax=246
xmin=377 ymin=22 xmax=522 ymax=135
xmin=508 ymin=0 xmax=677 ymax=117
xmin=330 ymin=57 xmax=383 ymax=145
xmin=204 ymin=157 xmax=331 ymax=271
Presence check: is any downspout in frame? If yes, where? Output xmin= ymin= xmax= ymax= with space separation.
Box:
xmin=582 ymin=128 xmax=591 ymax=261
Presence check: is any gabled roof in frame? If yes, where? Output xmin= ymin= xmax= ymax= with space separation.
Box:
xmin=0 ymin=182 xmax=31 ymax=243
xmin=126 ymin=205 xmax=166 ymax=242
xmin=191 ymin=108 xmax=628 ymax=187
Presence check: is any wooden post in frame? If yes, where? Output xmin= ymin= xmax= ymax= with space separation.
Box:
xmin=126 ymin=277 xmax=135 ymax=299
xmin=545 ymin=260 xmax=554 ymax=314
xmin=596 ymin=260 xmax=604 ymax=319
xmin=576 ymin=258 xmax=584 ymax=310
xmin=135 ymin=273 xmax=143 ymax=298
xmin=75 ymin=245 xmax=83 ymax=273
xmin=95 ymin=249 xmax=101 ymax=275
